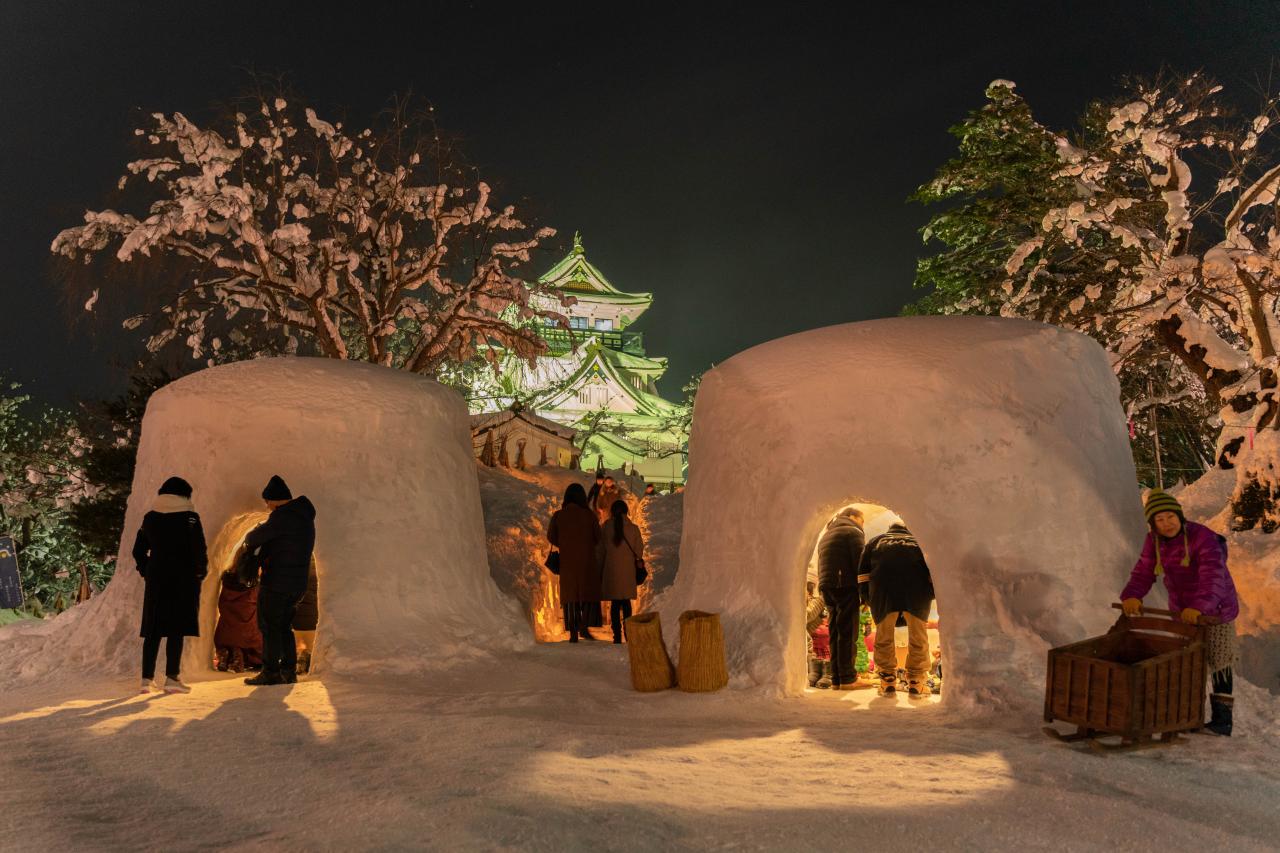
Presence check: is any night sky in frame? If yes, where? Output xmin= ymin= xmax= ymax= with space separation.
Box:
xmin=3 ymin=1 xmax=1278 ymax=406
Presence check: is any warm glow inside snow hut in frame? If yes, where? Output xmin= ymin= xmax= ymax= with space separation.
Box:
xmin=802 ymin=503 xmax=944 ymax=699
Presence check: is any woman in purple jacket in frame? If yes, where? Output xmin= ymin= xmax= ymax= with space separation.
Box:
xmin=1120 ymin=489 xmax=1240 ymax=736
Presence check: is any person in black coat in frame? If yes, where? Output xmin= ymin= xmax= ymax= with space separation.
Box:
xmin=241 ymin=475 xmax=317 ymax=685
xmin=132 ymin=476 xmax=208 ymax=694
xmin=816 ymin=507 xmax=866 ymax=689
xmin=857 ymin=523 xmax=935 ymax=696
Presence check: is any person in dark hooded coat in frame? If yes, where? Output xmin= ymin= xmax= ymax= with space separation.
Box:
xmin=858 ymin=522 xmax=934 ymax=697
xmin=816 ymin=507 xmax=867 ymax=689
xmin=241 ymin=475 xmax=317 ymax=685
xmin=132 ymin=476 xmax=208 ymax=694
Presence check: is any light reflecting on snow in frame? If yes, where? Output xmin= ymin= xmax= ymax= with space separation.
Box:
xmin=0 ymin=677 xmax=339 ymax=741
xmin=518 ymin=728 xmax=1012 ymax=811
xmin=0 ymin=698 xmax=110 ymax=725
xmin=282 ymin=679 xmax=338 ymax=741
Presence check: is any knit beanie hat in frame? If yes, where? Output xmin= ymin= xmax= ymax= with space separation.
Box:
xmin=158 ymin=476 xmax=193 ymax=498
xmin=1143 ymin=489 xmax=1189 ymax=575
xmin=262 ymin=475 xmax=292 ymax=501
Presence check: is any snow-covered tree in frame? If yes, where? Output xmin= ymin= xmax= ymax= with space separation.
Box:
xmin=52 ymin=95 xmax=564 ymax=375
xmin=917 ymin=75 xmax=1280 ymax=531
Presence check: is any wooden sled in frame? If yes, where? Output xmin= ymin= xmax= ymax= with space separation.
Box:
xmin=1042 ymin=604 xmax=1215 ymax=754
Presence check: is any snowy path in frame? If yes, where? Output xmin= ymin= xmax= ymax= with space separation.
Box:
xmin=2 ymin=647 xmax=1278 ymax=852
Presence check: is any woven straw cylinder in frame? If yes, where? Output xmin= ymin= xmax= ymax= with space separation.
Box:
xmin=676 ymin=610 xmax=729 ymax=693
xmin=625 ymin=613 xmax=675 ymax=692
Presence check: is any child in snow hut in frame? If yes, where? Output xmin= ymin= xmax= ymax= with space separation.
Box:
xmin=214 ymin=547 xmax=263 ymax=673
xmin=805 ymin=582 xmax=833 ymax=688
xmin=1121 ymin=489 xmax=1240 ymax=736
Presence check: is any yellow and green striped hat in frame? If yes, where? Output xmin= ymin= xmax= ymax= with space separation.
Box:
xmin=1143 ymin=489 xmax=1184 ymax=524
xmin=1143 ymin=489 xmax=1189 ymax=574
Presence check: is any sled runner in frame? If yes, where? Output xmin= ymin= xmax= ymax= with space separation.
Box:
xmin=1043 ymin=604 xmax=1215 ymax=753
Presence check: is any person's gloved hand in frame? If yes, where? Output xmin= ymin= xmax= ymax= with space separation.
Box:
xmin=1121 ymin=598 xmax=1142 ymax=616
xmin=1180 ymin=607 xmax=1202 ymax=625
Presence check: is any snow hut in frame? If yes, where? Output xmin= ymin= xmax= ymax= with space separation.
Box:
xmin=662 ymin=317 xmax=1147 ymax=708
xmin=5 ymin=359 xmax=528 ymax=679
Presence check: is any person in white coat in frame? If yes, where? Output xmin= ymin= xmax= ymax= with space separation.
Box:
xmin=599 ymin=499 xmax=644 ymax=644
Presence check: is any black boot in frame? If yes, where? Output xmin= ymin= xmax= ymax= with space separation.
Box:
xmin=1206 ymin=694 xmax=1233 ymax=736
xmin=245 ymin=670 xmax=286 ymax=686
xmin=807 ymin=658 xmax=822 ymax=688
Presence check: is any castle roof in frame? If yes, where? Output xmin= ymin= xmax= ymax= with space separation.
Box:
xmin=538 ymin=233 xmax=653 ymax=306
xmin=534 ymin=341 xmax=679 ymax=419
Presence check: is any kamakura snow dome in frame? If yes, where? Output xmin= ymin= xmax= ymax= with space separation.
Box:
xmin=7 ymin=358 xmax=528 ymax=679
xmin=661 ymin=317 xmax=1147 ymax=709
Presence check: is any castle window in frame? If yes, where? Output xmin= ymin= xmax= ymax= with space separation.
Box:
xmin=569 ymin=316 xmax=589 ymax=330
xmin=594 ymin=318 xmax=614 ymax=331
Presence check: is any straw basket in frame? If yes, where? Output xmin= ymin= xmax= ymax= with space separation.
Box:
xmin=626 ymin=612 xmax=676 ymax=692
xmin=676 ymin=610 xmax=729 ymax=693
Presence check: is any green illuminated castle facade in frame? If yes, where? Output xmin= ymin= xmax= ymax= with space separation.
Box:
xmin=470 ymin=234 xmax=687 ymax=487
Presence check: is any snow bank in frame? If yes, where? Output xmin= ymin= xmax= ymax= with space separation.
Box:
xmin=660 ymin=317 xmax=1146 ymax=709
xmin=639 ymin=491 xmax=683 ymax=599
xmin=477 ymin=464 xmax=586 ymax=640
xmin=0 ymin=358 xmax=529 ymax=684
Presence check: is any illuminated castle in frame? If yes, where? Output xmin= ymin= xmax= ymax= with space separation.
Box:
xmin=471 ymin=234 xmax=686 ymax=487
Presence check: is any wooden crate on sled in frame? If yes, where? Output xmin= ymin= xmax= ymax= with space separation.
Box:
xmin=1043 ymin=607 xmax=1208 ymax=752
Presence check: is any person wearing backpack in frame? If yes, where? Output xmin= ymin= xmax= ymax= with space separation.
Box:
xmin=1120 ymin=489 xmax=1240 ymax=736
xmin=858 ymin=523 xmax=934 ymax=697
xmin=599 ymin=499 xmax=645 ymax=644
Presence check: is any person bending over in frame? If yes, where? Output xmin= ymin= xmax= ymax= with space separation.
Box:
xmin=1121 ymin=489 xmax=1239 ymax=736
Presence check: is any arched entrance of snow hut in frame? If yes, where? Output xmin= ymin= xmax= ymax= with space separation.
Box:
xmin=659 ymin=317 xmax=1148 ymax=708
xmin=193 ymin=510 xmax=326 ymax=675
xmin=802 ymin=502 xmax=943 ymax=701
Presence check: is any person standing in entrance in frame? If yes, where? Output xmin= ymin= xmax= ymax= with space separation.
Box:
xmin=242 ymin=475 xmax=316 ymax=686
xmin=859 ymin=523 xmax=935 ymax=697
xmin=817 ymin=507 xmax=868 ymax=690
xmin=132 ymin=476 xmax=208 ymax=694
xmin=600 ymin=499 xmax=644 ymax=644
xmin=547 ymin=483 xmax=602 ymax=643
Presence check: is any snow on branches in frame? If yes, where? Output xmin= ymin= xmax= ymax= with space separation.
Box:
xmin=52 ymin=96 xmax=562 ymax=376
xmin=994 ymin=74 xmax=1280 ymax=529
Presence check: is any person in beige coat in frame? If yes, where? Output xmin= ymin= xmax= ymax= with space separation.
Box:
xmin=599 ymin=499 xmax=644 ymax=644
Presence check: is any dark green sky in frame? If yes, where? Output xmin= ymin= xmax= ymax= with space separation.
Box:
xmin=3 ymin=0 xmax=1278 ymax=403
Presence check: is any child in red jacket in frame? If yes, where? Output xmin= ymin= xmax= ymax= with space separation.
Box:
xmin=214 ymin=568 xmax=263 ymax=672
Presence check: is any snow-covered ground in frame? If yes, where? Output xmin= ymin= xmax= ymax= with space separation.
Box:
xmin=2 ymin=654 xmax=1279 ymax=852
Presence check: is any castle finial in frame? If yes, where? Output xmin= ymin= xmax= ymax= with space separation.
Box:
xmin=572 ymin=231 xmax=585 ymax=255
